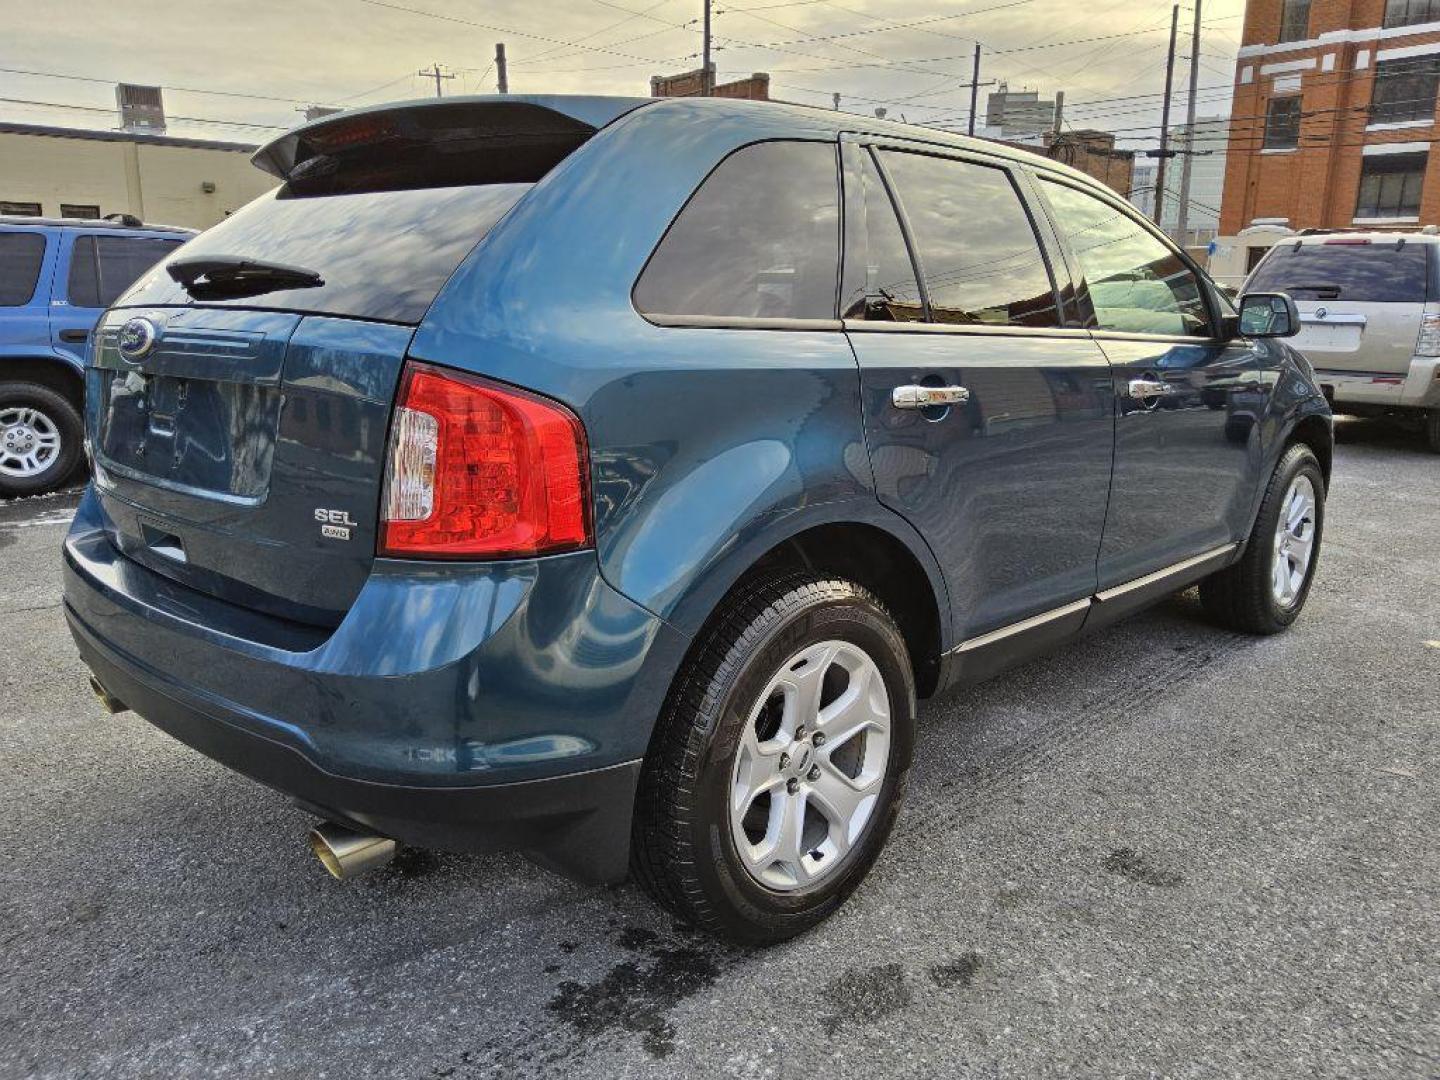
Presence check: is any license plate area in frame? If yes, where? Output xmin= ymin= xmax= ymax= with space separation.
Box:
xmin=96 ymin=369 xmax=281 ymax=500
xmin=1293 ymin=321 xmax=1363 ymax=353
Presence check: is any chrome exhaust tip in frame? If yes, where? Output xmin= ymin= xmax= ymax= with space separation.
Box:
xmin=307 ymin=822 xmax=396 ymax=880
xmin=87 ymin=674 xmax=129 ymax=715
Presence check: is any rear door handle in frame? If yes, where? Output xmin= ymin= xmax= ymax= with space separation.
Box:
xmin=892 ymin=384 xmax=970 ymax=410
xmin=1127 ymin=376 xmax=1168 ymax=403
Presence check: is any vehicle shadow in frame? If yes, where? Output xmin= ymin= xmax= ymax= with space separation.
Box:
xmin=1332 ymin=414 xmax=1435 ymax=454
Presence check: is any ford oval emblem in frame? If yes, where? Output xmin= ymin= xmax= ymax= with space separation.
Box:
xmin=117 ymin=317 xmax=159 ymax=362
xmin=1314 ymin=307 xmax=1328 ymax=320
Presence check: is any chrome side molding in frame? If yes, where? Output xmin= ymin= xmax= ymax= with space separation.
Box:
xmin=1093 ymin=543 xmax=1239 ymax=604
xmin=953 ymin=598 xmax=1091 ymax=654
xmin=949 ymin=543 xmax=1241 ymax=656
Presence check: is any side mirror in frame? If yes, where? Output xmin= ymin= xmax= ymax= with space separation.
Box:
xmin=1236 ymin=291 xmax=1300 ymax=338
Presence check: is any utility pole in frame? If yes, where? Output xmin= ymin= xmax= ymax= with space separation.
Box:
xmin=1052 ymin=89 xmax=1065 ymax=136
xmin=702 ymin=0 xmax=713 ymax=96
xmin=968 ymin=44 xmax=981 ymax=136
xmin=418 ymin=63 xmax=455 ymax=98
xmin=1152 ymin=5 xmax=1179 ymax=228
xmin=495 ymin=43 xmax=509 ymax=94
xmin=1175 ymin=0 xmax=1202 ymax=244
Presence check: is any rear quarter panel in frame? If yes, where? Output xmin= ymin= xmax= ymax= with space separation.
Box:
xmin=410 ymin=100 xmax=951 ymax=644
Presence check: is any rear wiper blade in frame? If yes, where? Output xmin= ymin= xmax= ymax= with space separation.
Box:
xmin=167 ymin=255 xmax=324 ymax=299
xmin=1283 ymin=282 xmax=1341 ymax=299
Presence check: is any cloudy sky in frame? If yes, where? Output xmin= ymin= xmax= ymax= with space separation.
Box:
xmin=1 ymin=0 xmax=1246 ymax=149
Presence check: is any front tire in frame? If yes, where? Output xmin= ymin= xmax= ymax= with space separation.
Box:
xmin=1425 ymin=409 xmax=1440 ymax=454
xmin=0 ymin=381 xmax=83 ymax=498
xmin=631 ymin=573 xmax=915 ymax=945
xmin=1201 ymin=442 xmax=1325 ymax=634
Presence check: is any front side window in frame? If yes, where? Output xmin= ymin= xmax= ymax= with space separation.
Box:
xmin=840 ymin=149 xmax=924 ymax=322
xmin=1264 ymin=97 xmax=1302 ymax=149
xmin=1355 ymin=152 xmax=1428 ymax=219
xmin=634 ymin=141 xmax=841 ymax=321
xmin=0 ymin=232 xmax=46 ymax=306
xmin=1279 ymin=0 xmax=1311 ymax=41
xmin=1039 ymin=178 xmax=1210 ymax=337
xmin=1370 ymin=56 xmax=1440 ymax=124
xmin=877 ymin=150 xmax=1059 ymax=328
xmin=1384 ymin=0 xmax=1440 ymax=28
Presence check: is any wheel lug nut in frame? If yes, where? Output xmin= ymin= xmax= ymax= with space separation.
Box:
xmin=812 ymin=732 xmax=825 ymax=747
xmin=794 ymin=725 xmax=805 ymax=740
xmin=786 ymin=777 xmax=799 ymax=794
xmin=807 ymin=766 xmax=821 ymax=782
xmin=778 ymin=752 xmax=790 ymax=771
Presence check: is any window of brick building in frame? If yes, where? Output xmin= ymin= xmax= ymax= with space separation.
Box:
xmin=1384 ymin=0 xmax=1440 ymax=28
xmin=0 ymin=201 xmax=42 ymax=216
xmin=1370 ymin=56 xmax=1440 ymax=124
xmin=1355 ymin=152 xmax=1428 ymax=219
xmin=59 ymin=204 xmax=100 ymax=219
xmin=1278 ymin=0 xmax=1311 ymax=42
xmin=1263 ymin=97 xmax=1302 ymax=149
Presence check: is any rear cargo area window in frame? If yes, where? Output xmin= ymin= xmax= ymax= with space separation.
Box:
xmin=1247 ymin=242 xmax=1428 ymax=303
xmin=0 ymin=232 xmax=45 ymax=306
xmin=118 ymin=184 xmax=532 ymax=324
xmin=634 ymin=141 xmax=841 ymax=322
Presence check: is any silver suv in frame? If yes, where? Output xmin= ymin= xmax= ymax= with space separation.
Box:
xmin=1246 ymin=231 xmax=1440 ymax=451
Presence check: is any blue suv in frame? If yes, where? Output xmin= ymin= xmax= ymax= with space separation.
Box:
xmin=0 ymin=216 xmax=191 ymax=496
xmin=64 ymin=97 xmax=1331 ymax=943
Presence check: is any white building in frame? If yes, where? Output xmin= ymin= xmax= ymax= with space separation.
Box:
xmin=1155 ymin=115 xmax=1228 ymax=248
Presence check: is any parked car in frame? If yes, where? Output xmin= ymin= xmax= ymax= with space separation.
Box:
xmin=0 ymin=215 xmax=193 ymax=496
xmin=1245 ymin=230 xmax=1440 ymax=451
xmin=64 ymin=97 xmax=1331 ymax=944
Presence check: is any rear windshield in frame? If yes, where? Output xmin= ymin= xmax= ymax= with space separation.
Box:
xmin=118 ymin=183 xmax=532 ymax=323
xmin=1247 ymin=241 xmax=1429 ymax=303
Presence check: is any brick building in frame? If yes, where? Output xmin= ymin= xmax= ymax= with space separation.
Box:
xmin=1221 ymin=0 xmax=1440 ymax=236
xmin=651 ymin=67 xmax=770 ymax=100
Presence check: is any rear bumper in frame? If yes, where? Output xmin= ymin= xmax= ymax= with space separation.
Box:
xmin=1317 ymin=356 xmax=1440 ymax=410
xmin=63 ymin=488 xmax=688 ymax=882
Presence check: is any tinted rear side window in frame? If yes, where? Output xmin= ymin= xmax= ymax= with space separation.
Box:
xmin=1247 ymin=242 xmax=1429 ymax=302
xmin=840 ymin=148 xmax=924 ymax=322
xmin=96 ymin=237 xmax=183 ymax=306
xmin=119 ymin=184 xmax=532 ymax=323
xmin=0 ymin=232 xmax=46 ymax=306
xmin=67 ymin=237 xmax=101 ymax=307
xmin=877 ymin=151 xmax=1059 ymax=328
xmin=68 ymin=235 xmax=182 ymax=308
xmin=634 ymin=141 xmax=841 ymax=321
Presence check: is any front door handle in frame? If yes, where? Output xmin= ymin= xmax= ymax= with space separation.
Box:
xmin=892 ymin=384 xmax=970 ymax=410
xmin=1127 ymin=376 xmax=1168 ymax=403
xmin=59 ymin=329 xmax=89 ymax=344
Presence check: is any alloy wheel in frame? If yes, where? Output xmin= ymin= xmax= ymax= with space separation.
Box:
xmin=0 ymin=406 xmax=62 ymax=479
xmin=729 ymin=639 xmax=891 ymax=891
xmin=1272 ymin=473 xmax=1317 ymax=607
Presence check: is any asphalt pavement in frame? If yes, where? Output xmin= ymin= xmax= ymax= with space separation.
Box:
xmin=1 ymin=418 xmax=1436 ymax=1079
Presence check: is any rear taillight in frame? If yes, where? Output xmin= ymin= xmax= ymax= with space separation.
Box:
xmin=1418 ymin=313 xmax=1440 ymax=357
xmin=379 ymin=362 xmax=591 ymax=559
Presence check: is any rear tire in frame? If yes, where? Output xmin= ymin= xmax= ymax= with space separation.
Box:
xmin=0 ymin=381 xmax=83 ymax=498
xmin=1425 ymin=410 xmax=1440 ymax=454
xmin=1201 ymin=442 xmax=1325 ymax=634
xmin=631 ymin=573 xmax=915 ymax=945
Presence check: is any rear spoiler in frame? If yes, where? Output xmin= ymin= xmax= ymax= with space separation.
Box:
xmin=251 ymin=95 xmax=653 ymax=187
